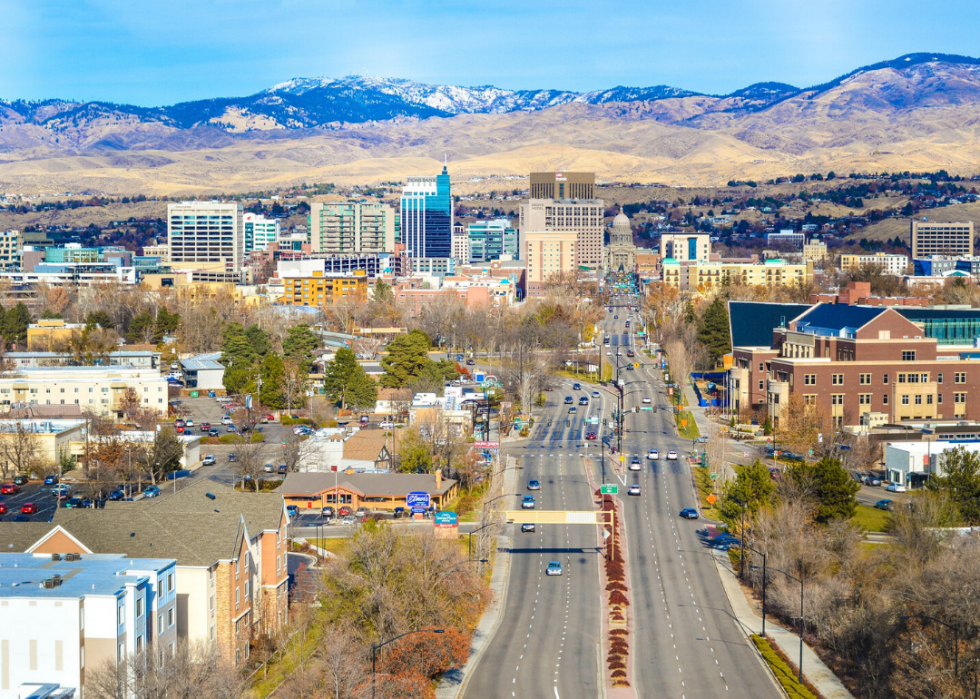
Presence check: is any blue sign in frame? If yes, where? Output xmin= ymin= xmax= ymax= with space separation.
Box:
xmin=407 ymin=491 xmax=430 ymax=513
xmin=434 ymin=511 xmax=458 ymax=527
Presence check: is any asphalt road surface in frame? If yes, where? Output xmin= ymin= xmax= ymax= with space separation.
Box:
xmin=465 ymin=391 xmax=602 ymax=699
xmin=600 ymin=305 xmax=779 ymax=698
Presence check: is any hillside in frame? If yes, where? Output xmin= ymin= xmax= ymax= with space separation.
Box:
xmin=2 ymin=54 xmax=980 ymax=195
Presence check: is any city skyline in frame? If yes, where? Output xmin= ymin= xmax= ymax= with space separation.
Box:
xmin=3 ymin=0 xmax=979 ymax=105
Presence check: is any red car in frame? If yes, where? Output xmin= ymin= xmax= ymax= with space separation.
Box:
xmin=200 ymin=422 xmax=211 ymax=430
xmin=0 ymin=483 xmax=18 ymax=495
xmin=338 ymin=506 xmax=352 ymax=517
xmin=585 ymin=432 xmax=597 ymax=440
xmin=21 ymin=503 xmax=37 ymax=515
xmin=0 ymin=503 xmax=7 ymax=515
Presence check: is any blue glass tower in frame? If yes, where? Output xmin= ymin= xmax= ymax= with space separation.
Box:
xmin=400 ymin=166 xmax=453 ymax=259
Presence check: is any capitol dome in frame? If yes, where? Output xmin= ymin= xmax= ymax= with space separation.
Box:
xmin=612 ymin=211 xmax=630 ymax=227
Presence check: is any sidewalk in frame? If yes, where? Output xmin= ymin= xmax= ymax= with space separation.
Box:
xmin=435 ymin=456 xmax=517 ymax=699
xmin=712 ymin=546 xmax=854 ymax=699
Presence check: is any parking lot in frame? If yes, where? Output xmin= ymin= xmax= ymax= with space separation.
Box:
xmin=0 ymin=481 xmax=61 ymax=522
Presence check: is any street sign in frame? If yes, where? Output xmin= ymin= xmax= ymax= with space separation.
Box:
xmin=633 ymin=363 xmax=640 ymax=369
xmin=407 ymin=491 xmax=430 ymax=513
xmin=706 ymin=494 xmax=717 ymax=504
xmin=434 ymin=511 xmax=458 ymax=528
xmin=600 ymin=484 xmax=619 ymax=494
xmin=619 ymin=455 xmax=625 ymax=462
xmin=640 ymin=406 xmax=653 ymax=411
xmin=474 ymin=441 xmax=499 ymax=448
xmin=587 ymin=416 xmax=600 ymax=424
xmin=245 ymin=394 xmax=253 ymax=410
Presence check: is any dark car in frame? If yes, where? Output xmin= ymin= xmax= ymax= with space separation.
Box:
xmin=578 ymin=396 xmax=589 ymax=406
xmin=393 ymin=506 xmax=406 ymax=518
xmin=527 ymin=479 xmax=541 ymax=491
xmin=108 ymin=489 xmax=125 ymax=501
xmin=465 ymin=359 xmax=475 ymax=366
xmin=573 ymin=383 xmax=581 ymax=390
xmin=521 ymin=523 xmax=536 ymax=533
xmin=874 ymin=499 xmax=893 ymax=511
xmin=13 ymin=475 xmax=28 ymax=486
xmin=63 ymin=497 xmax=83 ymax=508
xmin=142 ymin=486 xmax=161 ymax=498
xmin=13 ymin=515 xmax=30 ymax=522
xmin=277 ymin=464 xmax=288 ymax=475
xmin=564 ymin=396 xmax=573 ymax=404
xmin=209 ymin=429 xmax=220 ymax=437
xmin=286 ymin=505 xmax=298 ymax=517
xmin=228 ymin=453 xmax=238 ymax=462
xmin=679 ymin=508 xmax=699 ymax=519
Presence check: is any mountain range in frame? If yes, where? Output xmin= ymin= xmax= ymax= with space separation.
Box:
xmin=2 ymin=53 xmax=980 ymax=194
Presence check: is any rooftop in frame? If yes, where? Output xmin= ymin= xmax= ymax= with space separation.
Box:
xmin=793 ymin=304 xmax=886 ymax=338
xmin=278 ymin=471 xmax=456 ymax=497
xmin=180 ymin=352 xmax=224 ymax=372
xmin=0 ymin=553 xmax=174 ymax=599
xmin=728 ymin=301 xmax=812 ymax=348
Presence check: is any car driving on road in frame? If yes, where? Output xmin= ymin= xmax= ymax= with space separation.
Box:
xmin=679 ymin=508 xmax=699 ymax=519
xmin=874 ymin=499 xmax=893 ymax=511
xmin=628 ymin=458 xmax=641 ymax=471
xmin=521 ymin=495 xmax=535 ymax=509
xmin=647 ymin=450 xmax=659 ymax=460
xmin=527 ymin=479 xmax=541 ymax=490
xmin=521 ymin=523 xmax=536 ymax=533
xmin=546 ymin=561 xmax=563 ymax=576
xmin=641 ymin=397 xmax=651 ymax=404
xmin=628 ymin=484 xmax=641 ymax=496
xmin=666 ymin=451 xmax=678 ymax=460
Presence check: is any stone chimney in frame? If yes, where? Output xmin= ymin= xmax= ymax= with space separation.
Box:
xmin=435 ymin=470 xmax=442 ymax=489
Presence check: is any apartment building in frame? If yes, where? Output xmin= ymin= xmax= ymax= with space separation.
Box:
xmin=839 ymin=252 xmax=909 ymax=276
xmin=0 ymin=366 xmax=169 ymax=417
xmin=529 ymin=171 xmax=595 ymax=200
xmin=0 ymin=230 xmax=21 ymax=272
xmin=732 ymin=304 xmax=980 ymax=431
xmin=911 ymin=219 xmax=974 ymax=258
xmin=243 ymin=213 xmax=280 ymax=252
xmin=659 ymin=233 xmax=711 ymax=263
xmin=309 ymin=202 xmax=396 ymax=255
xmin=4 ymin=480 xmax=289 ymax=668
xmin=6 ymin=350 xmax=160 ymax=370
xmin=281 ymin=270 xmax=368 ymax=307
xmin=522 ymin=231 xmax=577 ymax=297
xmin=0 ymin=553 xmax=177 ymax=699
xmin=803 ymin=242 xmax=828 ymax=262
xmin=661 ymin=258 xmax=813 ymax=291
xmin=451 ymin=229 xmax=470 ymax=264
xmin=519 ymin=199 xmax=602 ymax=269
xmin=167 ymin=202 xmax=245 ymax=271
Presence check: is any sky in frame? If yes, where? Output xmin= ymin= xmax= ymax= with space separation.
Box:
xmin=2 ymin=0 xmax=979 ymax=106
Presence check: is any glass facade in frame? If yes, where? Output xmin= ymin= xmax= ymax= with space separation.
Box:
xmin=468 ymin=218 xmax=518 ymax=263
xmin=400 ymin=167 xmax=452 ymax=259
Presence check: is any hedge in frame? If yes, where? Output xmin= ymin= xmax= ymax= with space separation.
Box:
xmin=750 ymin=635 xmax=819 ymax=699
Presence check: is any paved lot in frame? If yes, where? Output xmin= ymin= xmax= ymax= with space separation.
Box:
xmin=0 ymin=481 xmax=61 ymax=522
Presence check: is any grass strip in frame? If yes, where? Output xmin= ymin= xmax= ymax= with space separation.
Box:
xmin=750 ymin=634 xmax=821 ymax=699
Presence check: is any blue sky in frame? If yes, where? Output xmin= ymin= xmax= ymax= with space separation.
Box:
xmin=2 ymin=0 xmax=978 ymax=106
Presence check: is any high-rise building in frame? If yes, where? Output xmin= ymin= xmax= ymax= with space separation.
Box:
xmin=530 ymin=172 xmax=595 ymax=200
xmin=911 ymin=220 xmax=974 ymax=258
xmin=523 ymin=231 xmax=577 ymax=297
xmin=0 ymin=230 xmax=21 ymax=272
xmin=468 ymin=218 xmax=519 ymax=263
xmin=400 ymin=167 xmax=453 ymax=259
xmin=244 ymin=213 xmax=281 ymax=252
xmin=167 ymin=202 xmax=244 ymax=270
xmin=519 ymin=199 xmax=603 ymax=270
xmin=660 ymin=233 xmax=711 ymax=263
xmin=308 ymin=202 xmax=396 ymax=255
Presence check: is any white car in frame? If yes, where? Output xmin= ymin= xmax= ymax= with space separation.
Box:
xmin=628 ymin=484 xmax=641 ymax=496
xmin=885 ymin=483 xmax=907 ymax=493
xmin=628 ymin=459 xmax=641 ymax=471
xmin=380 ymin=421 xmax=394 ymax=429
xmin=220 ymin=416 xmax=233 ymax=425
xmin=202 ymin=454 xmax=215 ymax=466
xmin=647 ymin=450 xmax=660 ymax=460
xmin=185 ymin=419 xmax=194 ymax=427
xmin=641 ymin=397 xmax=651 ymax=404
xmin=666 ymin=451 xmax=678 ymax=461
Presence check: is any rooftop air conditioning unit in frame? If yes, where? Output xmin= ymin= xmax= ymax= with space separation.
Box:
xmin=51 ymin=553 xmax=61 ymax=561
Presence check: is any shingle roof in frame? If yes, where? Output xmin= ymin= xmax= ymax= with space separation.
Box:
xmin=342 ymin=430 xmax=389 ymax=462
xmin=0 ymin=523 xmax=63 ymax=553
xmin=278 ymin=472 xmax=456 ymax=497
xmin=728 ymin=301 xmax=813 ymax=348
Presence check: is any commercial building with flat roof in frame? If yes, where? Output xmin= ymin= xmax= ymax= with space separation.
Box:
xmin=0 ymin=367 xmax=169 ymax=417
xmin=401 ymin=167 xmax=452 ymax=259
xmin=520 ymin=199 xmax=602 ymax=270
xmin=659 ymin=233 xmax=710 ymax=263
xmin=281 ymin=271 xmax=368 ymax=308
xmin=529 ymin=172 xmax=595 ymax=200
xmin=911 ymin=219 xmax=974 ymax=258
xmin=0 ymin=230 xmax=21 ymax=272
xmin=522 ymin=231 xmax=577 ymax=297
xmin=167 ymin=202 xmax=245 ymax=271
xmin=839 ymin=252 xmax=910 ymax=276
xmin=309 ymin=202 xmax=396 ymax=255
xmin=467 ymin=218 xmax=518 ymax=263
xmin=243 ymin=213 xmax=280 ymax=252
xmin=661 ymin=259 xmax=812 ymax=291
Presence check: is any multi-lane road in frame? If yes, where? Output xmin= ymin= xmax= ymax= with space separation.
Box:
xmin=465 ymin=297 xmax=778 ymax=698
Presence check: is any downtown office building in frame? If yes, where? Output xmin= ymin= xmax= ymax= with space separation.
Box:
xmin=400 ymin=166 xmax=453 ymax=260
xmin=167 ymin=202 xmax=245 ymax=270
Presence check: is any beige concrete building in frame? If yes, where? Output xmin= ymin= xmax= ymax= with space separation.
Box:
xmin=26 ymin=319 xmax=84 ymax=350
xmin=309 ymin=202 xmax=396 ymax=254
xmin=911 ymin=219 xmax=974 ymax=258
xmin=0 ymin=419 xmax=85 ymax=474
xmin=167 ymin=201 xmax=245 ymax=271
xmin=660 ymin=233 xmax=711 ymax=263
xmin=529 ymin=172 xmax=595 ymax=200
xmin=520 ymin=199 xmax=602 ymax=270
xmin=0 ymin=367 xmax=169 ymax=417
xmin=523 ymin=231 xmax=577 ymax=297
xmin=142 ymin=243 xmax=169 ymax=261
xmin=661 ymin=258 xmax=813 ymax=292
xmin=839 ymin=252 xmax=910 ymax=276
xmin=0 ymin=230 xmax=21 ymax=272
xmin=803 ymin=241 xmax=828 ymax=262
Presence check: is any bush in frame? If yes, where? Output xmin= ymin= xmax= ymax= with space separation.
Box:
xmin=610 ymin=629 xmax=627 ymax=636
xmin=281 ymin=416 xmax=312 ymax=426
xmin=250 ymin=433 xmax=265 ymax=443
xmin=609 ymin=590 xmax=630 ymax=607
xmin=606 ymin=582 xmax=628 ymax=592
xmin=217 ymin=435 xmax=237 ymax=444
xmin=750 ymin=635 xmax=818 ymax=699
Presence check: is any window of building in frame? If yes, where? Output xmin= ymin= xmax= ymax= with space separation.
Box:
xmin=939 ymin=394 xmax=944 ymax=404
xmin=883 ymin=374 xmax=889 ymax=384
xmin=860 ymin=374 xmax=871 ymax=385
xmin=938 ymin=373 xmax=944 ymax=384
xmin=136 ymin=598 xmax=144 ymax=618
xmin=804 ymin=374 xmax=816 ymax=386
xmin=236 ymin=589 xmax=240 ymax=608
xmin=831 ymin=394 xmax=844 ymax=405
xmin=956 ymin=372 xmax=967 ymax=384
xmin=803 ymin=395 xmax=816 ymax=405
xmin=915 ymin=395 xmax=922 ymax=405
xmin=245 ymin=581 xmax=250 ymax=599
xmin=118 ymin=605 xmax=125 ymax=626
xmin=902 ymin=351 xmax=917 ymax=361
xmin=920 ymin=373 xmax=929 ymax=383
xmin=758 ymin=380 xmax=764 ymax=391
xmin=859 ymin=394 xmax=872 ymax=405
xmin=902 ymin=395 xmax=910 ymax=405
xmin=168 ymin=608 xmax=175 ymax=628
xmin=136 ymin=635 xmax=144 ymax=654
xmin=883 ymin=394 xmax=889 ymax=405
xmin=759 ymin=363 xmax=764 ymax=371
xmin=927 ymin=395 xmax=934 ymax=405
xmin=159 ymin=614 xmax=164 ymax=634
xmin=832 ymin=374 xmax=844 ymax=386
xmin=168 ymin=573 xmax=174 ymax=593
xmin=955 ymin=392 xmax=967 ymax=403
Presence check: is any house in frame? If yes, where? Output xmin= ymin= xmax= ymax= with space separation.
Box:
xmin=0 ymin=480 xmax=288 ymax=668
xmin=341 ymin=429 xmax=392 ymax=470
xmin=277 ymin=471 xmax=458 ymax=513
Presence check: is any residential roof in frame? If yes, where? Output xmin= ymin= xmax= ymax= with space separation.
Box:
xmin=0 ymin=523 xmax=64 ymax=553
xmin=6 ymin=479 xmax=286 ymax=567
xmin=278 ymin=471 xmax=456 ymax=498
xmin=180 ymin=353 xmax=224 ymax=372
xmin=342 ymin=430 xmax=390 ymax=462
xmin=728 ymin=301 xmax=813 ymax=348
xmin=793 ymin=304 xmax=886 ymax=337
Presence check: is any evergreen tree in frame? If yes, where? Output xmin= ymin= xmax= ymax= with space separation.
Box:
xmin=929 ymin=446 xmax=980 ymax=524
xmin=683 ymin=299 xmax=697 ymax=326
xmin=259 ymin=353 xmax=287 ymax=410
xmin=2 ymin=303 xmax=31 ymax=348
xmin=154 ymin=307 xmax=180 ymax=341
xmin=696 ymin=297 xmax=731 ymax=366
xmin=243 ymin=325 xmax=271 ymax=357
xmin=85 ymin=310 xmax=114 ymax=330
xmin=786 ymin=456 xmax=861 ymax=523
xmin=282 ymin=324 xmax=319 ymax=370
xmin=126 ymin=311 xmax=155 ymax=344
xmin=324 ymin=348 xmax=377 ymax=410
xmin=720 ymin=459 xmax=776 ymax=534
xmin=380 ymin=330 xmax=432 ymax=388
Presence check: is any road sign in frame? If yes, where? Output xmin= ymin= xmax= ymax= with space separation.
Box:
xmin=407 ymin=491 xmax=430 ymax=513
xmin=706 ymin=494 xmax=717 ymax=504
xmin=474 ymin=441 xmax=499 ymax=448
xmin=640 ymin=406 xmax=653 ymax=411
xmin=633 ymin=363 xmax=640 ymax=369
xmin=619 ymin=455 xmax=625 ymax=462
xmin=434 ymin=511 xmax=458 ymax=528
xmin=600 ymin=484 xmax=619 ymax=494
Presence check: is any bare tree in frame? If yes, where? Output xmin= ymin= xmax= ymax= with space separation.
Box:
xmin=0 ymin=423 xmax=42 ymax=479
xmin=231 ymin=435 xmax=267 ymax=492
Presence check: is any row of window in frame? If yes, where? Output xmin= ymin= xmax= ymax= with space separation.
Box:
xmin=798 ymin=392 xmax=968 ymax=406
xmin=800 ymin=371 xmax=969 ymax=386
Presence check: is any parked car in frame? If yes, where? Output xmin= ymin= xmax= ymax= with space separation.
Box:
xmin=874 ymin=499 xmax=893 ymax=511
xmin=0 ymin=503 xmax=7 ymax=515
xmin=521 ymin=495 xmax=535 ymax=509
xmin=647 ymin=450 xmax=660 ymax=460
xmin=341 ymin=515 xmax=357 ymax=526
xmin=380 ymin=421 xmax=394 ymax=429
xmin=392 ymin=507 xmax=406 ymax=518
xmin=0 ymin=483 xmax=19 ymax=494
xmin=142 ymin=486 xmax=161 ymax=498
xmin=220 ymin=416 xmax=233 ymax=425
xmin=321 ymin=506 xmax=334 ymax=518
xmin=286 ymin=505 xmax=298 ymax=517
xmin=338 ymin=506 xmax=352 ymax=517
xmin=21 ymin=503 xmax=38 ymax=515
xmin=465 ymin=359 xmax=476 ymax=366
xmin=227 ymin=453 xmax=237 ymax=462
xmin=545 ymin=561 xmax=563 ymax=576
xmin=200 ymin=422 xmax=211 ymax=430
xmin=63 ymin=497 xmax=83 ymax=508
xmin=108 ymin=489 xmax=125 ymax=501
xmin=263 ymin=464 xmax=275 ymax=473
xmin=184 ymin=419 xmax=194 ymax=427
xmin=679 ymin=508 xmax=699 ymax=519
xmin=628 ymin=484 xmax=641 ymax=496
xmin=13 ymin=475 xmax=28 ymax=486
xmin=359 ymin=415 xmax=370 ymax=425
xmin=202 ymin=454 xmax=216 ymax=466
xmin=278 ymin=464 xmax=288 ymax=475
xmin=863 ymin=475 xmax=882 ymax=486
xmin=886 ymin=483 xmax=907 ymax=493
